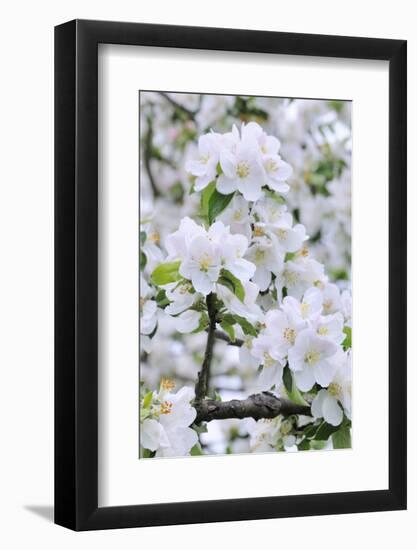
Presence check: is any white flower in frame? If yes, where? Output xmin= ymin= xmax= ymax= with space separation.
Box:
xmin=208 ymin=222 xmax=255 ymax=283
xmin=165 ymin=217 xmax=205 ymax=261
xmin=140 ymin=275 xmax=157 ymax=335
xmin=288 ymin=329 xmax=338 ymax=391
xmin=216 ymin=280 xmax=263 ymax=324
xmin=276 ymin=257 xmax=326 ymax=301
xmin=179 ymin=235 xmax=222 ymax=295
xmin=217 ymin=142 xmax=265 ymax=201
xmin=282 ymin=287 xmax=323 ymax=326
xmin=263 ymin=154 xmax=293 ymax=193
xmin=173 ymin=309 xmax=202 ymax=334
xmin=251 ymin=334 xmax=285 ymax=390
xmin=164 ymin=280 xmax=198 ymax=315
xmin=311 ymin=352 xmax=351 ymax=425
xmin=217 ymin=194 xmax=252 ymax=238
xmin=185 ymin=132 xmax=220 ymax=191
xmin=241 ymin=121 xmax=292 ymax=193
xmin=252 ymin=196 xmax=288 ymax=226
xmin=246 ymin=236 xmax=284 ymax=291
xmin=341 ymin=289 xmax=352 ymax=324
xmin=238 ymin=338 xmax=260 ymax=370
xmin=141 ymin=418 xmax=170 ymax=451
xmin=270 ymin=218 xmax=307 ymax=254
xmin=262 ymin=308 xmax=303 ymax=358
xmin=244 ymin=417 xmax=282 ymax=453
xmin=320 ymin=282 xmax=342 ymax=315
xmin=313 ymin=312 xmax=345 ymax=344
xmin=141 ymin=386 xmax=198 ymax=457
xmin=141 ymin=230 xmax=164 ymax=273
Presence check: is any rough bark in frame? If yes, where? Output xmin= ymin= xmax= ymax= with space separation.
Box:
xmin=195 ymin=392 xmax=311 ymax=423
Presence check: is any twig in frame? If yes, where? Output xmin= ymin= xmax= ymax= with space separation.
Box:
xmin=158 ymin=92 xmax=196 ymax=120
xmin=143 ymin=108 xmax=161 ymax=198
xmin=195 ymin=392 xmax=311 ymax=423
xmin=194 ymin=293 xmax=217 ymax=401
xmin=211 ymin=329 xmax=244 ymax=347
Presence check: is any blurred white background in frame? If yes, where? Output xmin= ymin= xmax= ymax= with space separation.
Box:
xmin=0 ymin=1 xmax=414 ymax=548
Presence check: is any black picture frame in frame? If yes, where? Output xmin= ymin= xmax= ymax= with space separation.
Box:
xmin=55 ymin=19 xmax=407 ymax=531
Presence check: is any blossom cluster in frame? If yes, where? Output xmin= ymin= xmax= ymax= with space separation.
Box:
xmin=139 ymin=93 xmax=352 ymax=457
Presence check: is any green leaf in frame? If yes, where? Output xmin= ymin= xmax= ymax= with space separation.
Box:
xmin=283 ymin=366 xmax=309 ymax=406
xmin=283 ymin=365 xmax=293 ymax=393
xmin=169 ymin=181 xmax=184 ymax=202
xmin=190 ymin=443 xmax=203 ymax=456
xmin=200 ymin=180 xmax=216 ymax=220
xmin=208 ymin=190 xmax=235 ymax=224
xmin=314 ymin=421 xmax=340 ymax=441
xmin=342 ymin=326 xmax=352 ymax=350
xmin=155 ymin=289 xmax=170 ymax=308
xmin=298 ymin=439 xmax=310 ymax=451
xmin=150 ymin=261 xmax=181 ymax=286
xmin=140 ymin=251 xmax=147 ymax=271
xmin=303 ymin=423 xmax=320 ymax=440
xmin=222 ymin=313 xmax=237 ymax=326
xmin=332 ymin=427 xmax=352 ymax=449
xmin=142 ymin=447 xmax=156 ymax=459
xmin=140 ymin=231 xmax=147 ymax=246
xmin=330 ymin=268 xmax=349 ymax=281
xmin=285 ymin=252 xmax=297 ymax=262
xmin=191 ymin=312 xmax=208 ymax=334
xmin=310 ymin=439 xmax=327 ymax=450
xmin=218 ymin=269 xmax=245 ymax=302
xmin=220 ymin=320 xmax=236 ymax=342
xmin=142 ymin=390 xmax=153 ymax=410
xmin=233 ymin=315 xmax=258 ymax=337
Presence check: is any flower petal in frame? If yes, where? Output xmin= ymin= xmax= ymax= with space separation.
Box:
xmin=322 ymin=394 xmax=343 ymax=426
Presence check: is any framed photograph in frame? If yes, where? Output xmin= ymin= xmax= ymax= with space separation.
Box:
xmin=55 ymin=19 xmax=407 ymax=531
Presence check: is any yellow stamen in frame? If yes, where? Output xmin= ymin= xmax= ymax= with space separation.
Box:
xmin=328 ymin=382 xmax=341 ymax=397
xmin=304 ymin=350 xmax=320 ymax=365
xmin=236 ymin=161 xmax=250 ymax=179
xmin=149 ymin=231 xmax=160 ymax=245
xmin=277 ymin=228 xmax=287 ymax=241
xmin=283 ymin=327 xmax=296 ymax=344
xmin=160 ymin=378 xmax=175 ymax=392
xmin=253 ymin=225 xmax=265 ymax=237
xmin=160 ymin=401 xmax=173 ymax=415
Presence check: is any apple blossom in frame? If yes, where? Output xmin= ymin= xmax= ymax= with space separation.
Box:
xmin=246 ymin=236 xmax=284 ymax=291
xmin=282 ymin=286 xmax=323 ymax=326
xmin=185 ymin=132 xmax=220 ymax=191
xmin=141 ymin=385 xmax=198 ymax=457
xmin=140 ymin=274 xmax=157 ymax=336
xmin=288 ymin=329 xmax=339 ymax=391
xmin=311 ymin=352 xmax=352 ymax=425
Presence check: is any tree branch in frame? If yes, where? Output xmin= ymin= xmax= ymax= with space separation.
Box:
xmin=158 ymin=92 xmax=197 ymax=120
xmin=194 ymin=293 xmax=217 ymax=401
xmin=143 ymin=109 xmax=161 ymax=198
xmin=194 ymin=392 xmax=311 ymax=423
xmin=212 ymin=329 xmax=244 ymax=347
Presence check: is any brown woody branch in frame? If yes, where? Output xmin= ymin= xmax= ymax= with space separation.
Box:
xmin=158 ymin=92 xmax=197 ymax=119
xmin=213 ymin=329 xmax=244 ymax=347
xmin=194 ymin=392 xmax=311 ymax=423
xmin=194 ymin=293 xmax=217 ymax=401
